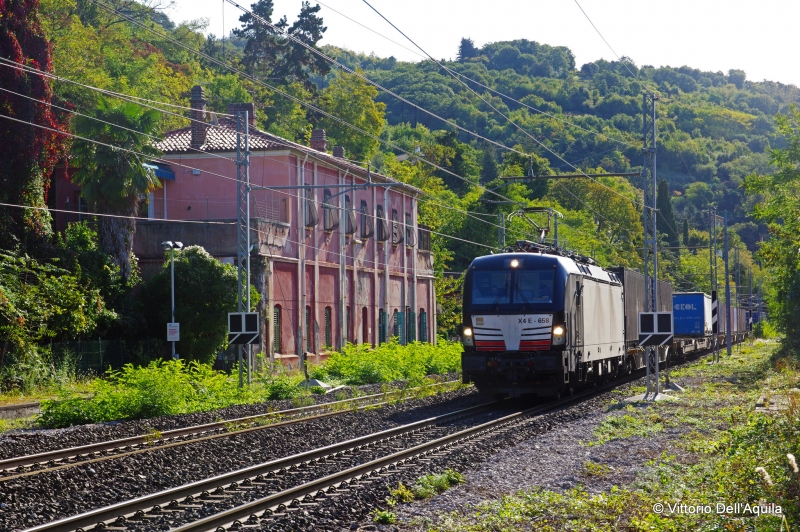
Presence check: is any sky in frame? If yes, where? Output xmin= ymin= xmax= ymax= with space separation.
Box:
xmin=168 ymin=0 xmax=800 ymax=87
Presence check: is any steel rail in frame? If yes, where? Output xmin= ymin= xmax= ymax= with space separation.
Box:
xmin=170 ymin=340 xmax=744 ymax=532
xmin=0 ymin=380 xmax=461 ymax=475
xmin=22 ymin=401 xmax=493 ymax=532
xmin=21 ymin=338 xmax=744 ymax=532
xmin=171 ymin=383 xmax=617 ymax=531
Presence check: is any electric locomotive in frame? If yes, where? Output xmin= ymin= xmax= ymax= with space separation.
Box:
xmin=460 ymin=241 xmax=671 ymax=398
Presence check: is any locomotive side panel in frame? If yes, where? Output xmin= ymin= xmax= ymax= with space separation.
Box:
xmin=578 ymin=278 xmax=626 ymax=361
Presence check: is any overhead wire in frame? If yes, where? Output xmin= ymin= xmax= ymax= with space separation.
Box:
xmin=569 ymin=1 xmax=688 ymax=240
xmin=314 ymin=0 xmax=640 ymax=150
xmin=359 ymin=0 xmax=649 ymax=213
xmin=83 ymin=0 xmax=530 ymax=213
xmin=0 ymin=59 xmax=508 ymax=239
xmin=0 ymin=111 xmax=497 ymax=263
xmin=357 ymin=0 xmax=650 ymax=247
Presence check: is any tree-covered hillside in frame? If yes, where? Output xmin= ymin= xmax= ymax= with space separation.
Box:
xmin=0 ymin=0 xmax=779 ymax=361
xmin=321 ymin=38 xmax=793 ymax=251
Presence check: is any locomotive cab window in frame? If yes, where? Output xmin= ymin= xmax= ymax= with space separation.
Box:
xmin=471 ymin=271 xmax=511 ymax=305
xmin=516 ymin=270 xmax=555 ymax=304
xmin=470 ymin=267 xmax=556 ymax=307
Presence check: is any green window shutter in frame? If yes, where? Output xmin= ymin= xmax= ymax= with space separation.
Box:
xmin=420 ymin=310 xmax=428 ymax=342
xmin=324 ymin=307 xmax=332 ymax=348
xmin=346 ymin=306 xmax=351 ymax=345
xmin=407 ymin=311 xmax=416 ymax=343
xmin=379 ymin=310 xmax=386 ymax=344
xmin=305 ymin=307 xmax=312 ymax=352
xmin=273 ymin=307 xmax=281 ymax=352
xmin=396 ymin=311 xmax=405 ymax=344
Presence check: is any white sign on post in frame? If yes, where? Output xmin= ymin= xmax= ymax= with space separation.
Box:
xmin=167 ymin=323 xmax=180 ymax=342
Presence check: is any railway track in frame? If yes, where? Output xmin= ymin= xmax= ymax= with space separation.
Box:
xmin=0 ymin=379 xmax=462 ymax=482
xmin=24 ymin=400 xmax=500 ymax=532
xmin=21 ymin=344 xmax=731 ymax=532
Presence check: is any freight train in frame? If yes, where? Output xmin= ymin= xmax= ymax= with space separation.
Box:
xmin=460 ymin=241 xmax=748 ymax=398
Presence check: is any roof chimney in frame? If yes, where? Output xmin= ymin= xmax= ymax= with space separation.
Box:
xmin=332 ymin=145 xmax=346 ymax=159
xmin=310 ymin=129 xmax=327 ymax=152
xmin=227 ymin=103 xmax=256 ymax=126
xmin=190 ymin=85 xmax=208 ymax=149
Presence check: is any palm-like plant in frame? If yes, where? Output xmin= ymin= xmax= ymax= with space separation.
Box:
xmin=71 ymin=98 xmax=162 ymax=281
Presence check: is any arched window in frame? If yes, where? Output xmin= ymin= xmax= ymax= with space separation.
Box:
xmin=406 ymin=306 xmax=416 ymax=343
xmin=393 ymin=309 xmax=405 ymax=343
xmin=391 ymin=209 xmax=404 ymax=245
xmin=324 ymin=306 xmax=332 ymax=348
xmin=322 ymin=189 xmax=339 ymax=232
xmin=304 ymin=187 xmax=318 ymax=228
xmin=305 ymin=306 xmax=313 ymax=352
xmin=405 ymin=213 xmax=416 ymax=247
xmin=376 ymin=205 xmax=389 ymax=242
xmin=344 ymin=195 xmax=357 ymax=235
xmin=378 ymin=309 xmax=387 ymax=344
xmin=346 ymin=306 xmax=351 ymax=344
xmin=360 ymin=200 xmax=374 ymax=239
xmin=362 ymin=307 xmax=369 ymax=345
xmin=273 ymin=306 xmax=282 ymax=353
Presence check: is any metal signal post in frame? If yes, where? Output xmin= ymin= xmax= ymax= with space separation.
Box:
xmin=642 ymin=92 xmax=659 ymax=400
xmin=236 ymin=111 xmax=251 ymax=387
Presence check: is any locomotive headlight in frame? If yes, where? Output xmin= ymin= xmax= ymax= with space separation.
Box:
xmin=552 ymin=325 xmax=566 ymax=345
xmin=462 ymin=327 xmax=474 ymax=346
xmin=510 ymin=259 xmax=519 ymax=268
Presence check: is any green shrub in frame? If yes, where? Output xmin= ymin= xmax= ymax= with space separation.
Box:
xmin=372 ymin=510 xmax=396 ymax=524
xmin=314 ymin=339 xmax=462 ymax=385
xmin=39 ymin=359 xmax=255 ymax=427
xmin=410 ymin=469 xmax=466 ymax=500
xmin=390 ymin=482 xmax=415 ymax=503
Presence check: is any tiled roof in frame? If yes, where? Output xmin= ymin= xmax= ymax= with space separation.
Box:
xmin=155 ymin=118 xmax=290 ymax=152
xmin=155 ymin=118 xmax=421 ymax=193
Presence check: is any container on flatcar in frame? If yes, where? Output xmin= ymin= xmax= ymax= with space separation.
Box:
xmin=672 ymin=292 xmax=712 ymax=337
xmin=608 ymin=268 xmax=672 ymax=348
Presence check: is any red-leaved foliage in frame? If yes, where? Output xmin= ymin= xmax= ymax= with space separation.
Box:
xmin=0 ymin=0 xmax=70 ymax=251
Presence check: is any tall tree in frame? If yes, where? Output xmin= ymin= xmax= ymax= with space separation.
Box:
xmin=480 ymin=147 xmax=498 ymax=183
xmin=457 ymin=37 xmax=479 ymax=62
xmin=70 ymin=98 xmax=161 ymax=280
xmin=0 ymin=0 xmax=69 ymax=252
xmin=235 ymin=0 xmax=328 ymax=91
xmin=682 ymin=218 xmax=689 ymax=246
xmin=656 ymin=179 xmax=680 ymax=247
xmin=745 ymin=104 xmax=800 ymax=344
xmin=318 ymin=69 xmax=385 ymax=161
xmin=146 ymin=246 xmax=242 ymax=363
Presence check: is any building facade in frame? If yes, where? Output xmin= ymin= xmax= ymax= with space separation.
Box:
xmin=126 ymin=86 xmax=436 ymax=364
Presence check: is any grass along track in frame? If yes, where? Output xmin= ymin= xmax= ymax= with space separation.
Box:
xmin=0 ymin=380 xmax=463 ymax=482
xmin=16 ymin=341 xmax=740 ymax=532
xmin=23 ymin=400 xmax=498 ymax=532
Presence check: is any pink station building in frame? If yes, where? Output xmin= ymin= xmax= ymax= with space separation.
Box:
xmin=54 ymin=86 xmax=437 ymax=365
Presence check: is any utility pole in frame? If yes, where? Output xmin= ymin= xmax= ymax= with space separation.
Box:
xmin=553 ymin=214 xmax=559 ymax=248
xmin=641 ymin=92 xmax=659 ymax=400
xmin=497 ymin=212 xmax=505 ymax=250
xmin=236 ymin=110 xmax=251 ymax=387
xmin=724 ymin=211 xmax=732 ymax=357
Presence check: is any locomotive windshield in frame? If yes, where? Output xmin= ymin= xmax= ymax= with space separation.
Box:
xmin=516 ymin=270 xmax=555 ymax=304
xmin=470 ymin=269 xmax=555 ymax=306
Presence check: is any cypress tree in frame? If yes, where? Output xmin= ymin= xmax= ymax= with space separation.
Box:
xmin=682 ymin=218 xmax=690 ymax=247
xmin=656 ymin=179 xmax=680 ymax=248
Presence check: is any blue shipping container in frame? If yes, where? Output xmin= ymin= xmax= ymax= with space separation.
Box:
xmin=672 ymin=292 xmax=711 ymax=336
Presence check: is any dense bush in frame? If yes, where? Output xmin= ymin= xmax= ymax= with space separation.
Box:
xmin=310 ymin=339 xmax=462 ymax=385
xmin=38 ymin=359 xmax=304 ymax=427
xmin=37 ymin=340 xmax=463 ymax=427
xmin=144 ymin=246 xmax=257 ymax=364
xmin=0 ymin=249 xmax=111 ymax=357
